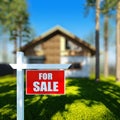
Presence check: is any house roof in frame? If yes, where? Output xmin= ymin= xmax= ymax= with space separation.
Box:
xmin=21 ymin=26 xmax=96 ymax=56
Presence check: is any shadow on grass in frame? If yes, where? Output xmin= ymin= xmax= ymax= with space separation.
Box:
xmin=0 ymin=75 xmax=120 ymax=120
xmin=25 ymin=78 xmax=120 ymax=120
xmin=68 ymin=78 xmax=120 ymax=117
xmin=0 ymin=75 xmax=16 ymax=120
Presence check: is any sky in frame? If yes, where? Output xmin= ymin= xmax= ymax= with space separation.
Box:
xmin=27 ymin=0 xmax=95 ymax=39
xmin=0 ymin=0 xmax=116 ymax=65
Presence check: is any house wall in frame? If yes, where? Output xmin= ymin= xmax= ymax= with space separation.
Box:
xmin=24 ymin=44 xmax=43 ymax=56
xmin=60 ymin=56 xmax=90 ymax=77
xmin=60 ymin=36 xmax=66 ymax=51
xmin=42 ymin=35 xmax=61 ymax=63
xmin=23 ymin=33 xmax=93 ymax=78
xmin=24 ymin=35 xmax=61 ymax=63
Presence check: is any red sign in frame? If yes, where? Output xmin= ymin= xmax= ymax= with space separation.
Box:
xmin=26 ymin=70 xmax=65 ymax=95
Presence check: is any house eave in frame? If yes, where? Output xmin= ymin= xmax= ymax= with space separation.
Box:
xmin=20 ymin=26 xmax=96 ymax=56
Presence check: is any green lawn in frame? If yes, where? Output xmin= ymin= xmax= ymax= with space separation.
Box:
xmin=0 ymin=75 xmax=120 ymax=120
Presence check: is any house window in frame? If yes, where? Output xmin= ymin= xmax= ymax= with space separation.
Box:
xmin=27 ymin=56 xmax=45 ymax=63
xmin=65 ymin=39 xmax=81 ymax=51
xmin=69 ymin=63 xmax=82 ymax=70
xmin=65 ymin=39 xmax=70 ymax=49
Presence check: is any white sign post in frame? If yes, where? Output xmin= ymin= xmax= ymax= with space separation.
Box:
xmin=16 ymin=52 xmax=24 ymax=120
xmin=10 ymin=52 xmax=70 ymax=120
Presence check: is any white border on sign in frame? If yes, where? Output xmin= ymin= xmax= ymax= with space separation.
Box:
xmin=26 ymin=70 xmax=65 ymax=95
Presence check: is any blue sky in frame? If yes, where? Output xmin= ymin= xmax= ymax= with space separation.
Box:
xmin=27 ymin=0 xmax=95 ymax=39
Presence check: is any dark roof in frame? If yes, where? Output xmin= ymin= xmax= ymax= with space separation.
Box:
xmin=0 ymin=64 xmax=14 ymax=76
xmin=21 ymin=26 xmax=96 ymax=56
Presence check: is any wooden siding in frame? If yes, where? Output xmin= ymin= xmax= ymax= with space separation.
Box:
xmin=23 ymin=34 xmax=92 ymax=65
xmin=42 ymin=35 xmax=60 ymax=63
xmin=61 ymin=48 xmax=91 ymax=56
xmin=24 ymin=44 xmax=44 ymax=56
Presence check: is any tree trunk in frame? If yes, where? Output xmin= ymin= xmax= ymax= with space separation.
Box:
xmin=18 ymin=24 xmax=22 ymax=51
xmin=14 ymin=39 xmax=17 ymax=63
xmin=2 ymin=36 xmax=7 ymax=63
xmin=95 ymin=0 xmax=100 ymax=82
xmin=104 ymin=15 xmax=109 ymax=77
xmin=116 ymin=1 xmax=120 ymax=81
xmin=19 ymin=28 xmax=22 ymax=50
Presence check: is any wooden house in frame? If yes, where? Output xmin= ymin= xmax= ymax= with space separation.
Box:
xmin=21 ymin=26 xmax=95 ymax=77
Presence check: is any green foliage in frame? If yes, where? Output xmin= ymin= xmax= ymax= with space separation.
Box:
xmin=0 ymin=75 xmax=120 ymax=120
xmin=8 ymin=0 xmax=30 ymax=47
xmin=86 ymin=0 xmax=96 ymax=7
xmin=101 ymin=0 xmax=119 ymax=14
xmin=0 ymin=0 xmax=31 ymax=49
xmin=0 ymin=0 xmax=28 ymax=29
xmin=85 ymin=0 xmax=119 ymax=14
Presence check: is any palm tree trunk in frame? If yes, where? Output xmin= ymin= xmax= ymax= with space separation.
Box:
xmin=104 ymin=15 xmax=109 ymax=77
xmin=116 ymin=1 xmax=120 ymax=81
xmin=95 ymin=0 xmax=100 ymax=81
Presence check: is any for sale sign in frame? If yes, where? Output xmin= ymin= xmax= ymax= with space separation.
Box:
xmin=26 ymin=70 xmax=65 ymax=95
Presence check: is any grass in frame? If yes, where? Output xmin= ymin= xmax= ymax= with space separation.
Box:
xmin=0 ymin=75 xmax=120 ymax=120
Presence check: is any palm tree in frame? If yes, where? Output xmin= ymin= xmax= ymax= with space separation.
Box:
xmin=103 ymin=14 xmax=109 ymax=77
xmin=85 ymin=0 xmax=100 ymax=81
xmin=86 ymin=0 xmax=120 ymax=81
xmin=116 ymin=0 xmax=120 ymax=81
xmin=101 ymin=0 xmax=110 ymax=78
xmin=95 ymin=0 xmax=100 ymax=81
xmin=99 ymin=0 xmax=120 ymax=80
xmin=100 ymin=0 xmax=120 ymax=81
